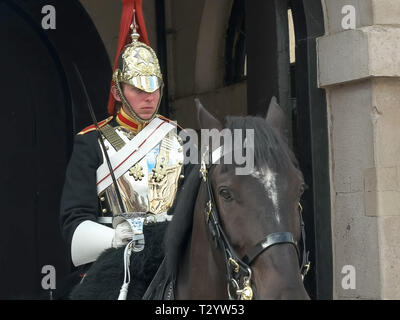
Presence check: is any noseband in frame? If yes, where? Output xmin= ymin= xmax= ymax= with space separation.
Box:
xmin=200 ymin=149 xmax=310 ymax=300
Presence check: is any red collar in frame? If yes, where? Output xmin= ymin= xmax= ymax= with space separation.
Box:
xmin=116 ymin=109 xmax=143 ymax=133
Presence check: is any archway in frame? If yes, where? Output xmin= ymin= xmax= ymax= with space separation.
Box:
xmin=0 ymin=0 xmax=111 ymax=298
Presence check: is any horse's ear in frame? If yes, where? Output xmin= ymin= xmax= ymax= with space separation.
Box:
xmin=195 ymin=98 xmax=223 ymax=131
xmin=266 ymin=96 xmax=288 ymax=138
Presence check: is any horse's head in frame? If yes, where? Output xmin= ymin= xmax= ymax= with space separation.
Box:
xmin=195 ymin=98 xmax=310 ymax=299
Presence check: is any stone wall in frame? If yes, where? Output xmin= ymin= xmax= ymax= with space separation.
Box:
xmin=164 ymin=0 xmax=247 ymax=127
xmin=318 ymin=0 xmax=400 ymax=299
xmin=80 ymin=0 xmax=158 ymax=65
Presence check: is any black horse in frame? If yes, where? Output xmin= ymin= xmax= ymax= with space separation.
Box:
xmin=70 ymin=98 xmax=310 ymax=300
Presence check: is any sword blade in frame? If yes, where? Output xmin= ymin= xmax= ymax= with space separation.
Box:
xmin=72 ymin=62 xmax=126 ymax=214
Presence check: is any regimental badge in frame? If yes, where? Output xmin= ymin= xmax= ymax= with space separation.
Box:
xmin=129 ymin=163 xmax=144 ymax=181
xmin=152 ymin=162 xmax=167 ymax=183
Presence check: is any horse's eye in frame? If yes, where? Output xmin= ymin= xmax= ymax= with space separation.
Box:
xmin=219 ymin=188 xmax=233 ymax=201
xmin=300 ymin=183 xmax=308 ymax=195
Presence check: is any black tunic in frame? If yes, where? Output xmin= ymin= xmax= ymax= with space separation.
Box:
xmin=58 ymin=118 xmax=185 ymax=299
xmin=59 ymin=129 xmax=103 ymax=253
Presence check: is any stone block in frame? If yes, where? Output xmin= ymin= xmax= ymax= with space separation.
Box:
xmin=334 ymin=192 xmax=381 ymax=299
xmin=379 ymin=244 xmax=400 ymax=299
xmin=368 ymin=27 xmax=400 ymax=77
xmin=364 ymin=167 xmax=398 ymax=192
xmin=322 ymin=0 xmax=373 ymax=35
xmin=329 ymin=82 xmax=375 ymax=193
xmin=371 ymin=79 xmax=400 ymax=167
xmin=365 ymin=190 xmax=400 ymax=216
xmin=317 ymin=29 xmax=370 ymax=87
xmin=372 ymin=0 xmax=400 ymax=25
xmin=318 ymin=27 xmax=400 ymax=87
xmin=378 ymin=216 xmax=400 ymax=248
xmin=322 ymin=0 xmax=400 ymax=35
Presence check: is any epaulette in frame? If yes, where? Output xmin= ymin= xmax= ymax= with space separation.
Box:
xmin=77 ymin=116 xmax=114 ymax=135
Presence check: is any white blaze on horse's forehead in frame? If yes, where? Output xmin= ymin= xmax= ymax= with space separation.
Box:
xmin=251 ymin=167 xmax=280 ymax=223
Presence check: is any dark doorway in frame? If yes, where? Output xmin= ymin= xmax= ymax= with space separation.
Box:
xmin=245 ymin=0 xmax=332 ymax=299
xmin=0 ymin=0 xmax=111 ymax=299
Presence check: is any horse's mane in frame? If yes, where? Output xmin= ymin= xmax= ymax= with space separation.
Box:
xmin=225 ymin=116 xmax=301 ymax=172
xmin=164 ymin=163 xmax=201 ymax=274
xmin=164 ymin=115 xmax=303 ymax=275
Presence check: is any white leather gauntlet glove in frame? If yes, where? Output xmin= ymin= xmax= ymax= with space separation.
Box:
xmin=112 ymin=221 xmax=134 ymax=248
xmin=71 ymin=220 xmax=115 ymax=267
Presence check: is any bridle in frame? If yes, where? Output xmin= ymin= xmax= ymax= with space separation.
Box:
xmin=199 ymin=147 xmax=311 ymax=300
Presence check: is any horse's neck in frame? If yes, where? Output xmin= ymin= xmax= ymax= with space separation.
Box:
xmin=176 ymin=184 xmax=227 ymax=299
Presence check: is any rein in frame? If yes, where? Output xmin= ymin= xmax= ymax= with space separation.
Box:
xmin=200 ymin=147 xmax=310 ymax=300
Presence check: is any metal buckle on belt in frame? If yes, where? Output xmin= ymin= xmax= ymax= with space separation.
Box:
xmin=125 ymin=216 xmax=145 ymax=252
xmin=97 ymin=216 xmax=113 ymax=224
xmin=104 ymin=212 xmax=173 ymax=227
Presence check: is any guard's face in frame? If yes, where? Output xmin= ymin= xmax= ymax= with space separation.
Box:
xmin=112 ymin=83 xmax=160 ymax=120
xmin=123 ymin=84 xmax=160 ymax=120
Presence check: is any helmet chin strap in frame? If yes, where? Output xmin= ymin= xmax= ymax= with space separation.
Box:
xmin=113 ymin=71 xmax=162 ymax=125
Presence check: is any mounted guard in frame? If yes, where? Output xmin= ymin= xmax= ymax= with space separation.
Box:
xmin=59 ymin=0 xmax=184 ymax=299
